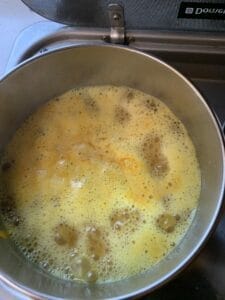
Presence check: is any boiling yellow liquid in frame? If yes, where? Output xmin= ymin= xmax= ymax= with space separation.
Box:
xmin=0 ymin=86 xmax=201 ymax=283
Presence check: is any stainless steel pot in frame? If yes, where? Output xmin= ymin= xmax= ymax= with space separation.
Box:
xmin=0 ymin=44 xmax=224 ymax=300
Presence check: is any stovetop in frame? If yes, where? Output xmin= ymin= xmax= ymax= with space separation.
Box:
xmin=0 ymin=1 xmax=225 ymax=299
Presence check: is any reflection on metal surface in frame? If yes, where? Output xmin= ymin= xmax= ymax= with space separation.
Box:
xmin=22 ymin=0 xmax=107 ymax=27
xmin=21 ymin=0 xmax=225 ymax=31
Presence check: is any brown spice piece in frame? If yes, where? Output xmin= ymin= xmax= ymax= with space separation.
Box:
xmin=142 ymin=134 xmax=169 ymax=177
xmin=110 ymin=208 xmax=140 ymax=231
xmin=54 ymin=223 xmax=78 ymax=247
xmin=86 ymin=226 xmax=107 ymax=260
xmin=156 ymin=213 xmax=177 ymax=233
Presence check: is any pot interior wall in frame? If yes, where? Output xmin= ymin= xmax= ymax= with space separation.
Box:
xmin=0 ymin=45 xmax=224 ymax=299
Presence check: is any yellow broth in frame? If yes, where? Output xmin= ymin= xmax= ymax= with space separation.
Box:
xmin=0 ymin=85 xmax=201 ymax=283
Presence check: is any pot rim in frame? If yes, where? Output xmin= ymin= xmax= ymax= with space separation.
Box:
xmin=0 ymin=43 xmax=224 ymax=300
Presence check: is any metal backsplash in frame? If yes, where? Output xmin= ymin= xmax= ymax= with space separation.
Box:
xmin=22 ymin=0 xmax=225 ymax=32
